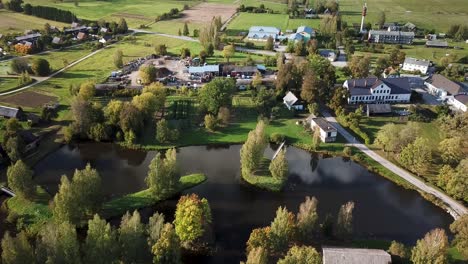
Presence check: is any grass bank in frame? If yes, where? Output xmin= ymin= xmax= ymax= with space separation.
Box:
xmin=101 ymin=173 xmax=206 ymax=218
xmin=241 ymin=158 xmax=284 ymax=192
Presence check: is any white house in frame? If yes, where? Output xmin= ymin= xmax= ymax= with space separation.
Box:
xmin=424 ymin=74 xmax=463 ymax=98
xmin=283 ymin=91 xmax=299 ymax=110
xmin=402 ymin=57 xmax=430 ymax=74
xmin=448 ymin=94 xmax=468 ymax=112
xmin=308 ymin=117 xmax=338 ymax=143
xmin=344 ymin=77 xmax=412 ymax=104
xmin=323 ymin=247 xmax=392 ymax=264
xmin=247 ymin=26 xmax=281 ymax=41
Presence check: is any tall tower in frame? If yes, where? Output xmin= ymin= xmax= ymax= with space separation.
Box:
xmin=360 ymin=3 xmax=367 ymax=33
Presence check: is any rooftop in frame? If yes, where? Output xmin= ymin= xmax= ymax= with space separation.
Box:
xmin=454 ymin=94 xmax=468 ymax=106
xmin=283 ymin=91 xmax=298 ymax=109
xmin=15 ymin=33 xmax=42 ymax=42
xmin=322 ymin=247 xmax=392 ymax=264
xmin=345 ymin=77 xmax=411 ymax=96
xmin=426 ymin=40 xmax=448 ymax=47
xmin=248 ymin=26 xmax=280 ymax=34
xmin=404 ymin=57 xmax=430 ymax=67
xmin=427 ymin=74 xmax=462 ymax=95
xmin=368 ymin=30 xmax=414 ymax=37
xmin=311 ymin=118 xmax=337 ymax=133
xmin=188 ymin=65 xmax=220 ymax=74
xmin=0 ymin=105 xmax=20 ymax=118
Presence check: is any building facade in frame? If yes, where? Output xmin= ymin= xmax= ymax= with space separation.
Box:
xmin=368 ymin=30 xmax=414 ymax=44
xmin=344 ymin=77 xmax=412 ymax=104
xmin=309 ymin=117 xmax=338 ymax=143
xmin=247 ymin=26 xmax=281 ymax=41
xmin=448 ymin=94 xmax=468 ymax=112
xmin=402 ymin=57 xmax=430 ymax=74
xmin=425 ymin=74 xmax=463 ymax=98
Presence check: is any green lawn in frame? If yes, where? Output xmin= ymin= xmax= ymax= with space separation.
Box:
xmin=0 ymin=9 xmax=69 ymax=35
xmin=0 ymin=77 xmax=21 ymax=93
xmin=339 ymin=0 xmax=468 ymax=32
xmin=242 ymin=158 xmax=284 ymax=192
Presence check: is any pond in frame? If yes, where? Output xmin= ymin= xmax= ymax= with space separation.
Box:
xmin=32 ymin=143 xmax=452 ymax=263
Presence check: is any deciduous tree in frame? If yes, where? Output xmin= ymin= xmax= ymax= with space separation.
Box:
xmin=277 ymin=245 xmax=322 ymax=264
xmin=204 ymin=114 xmax=218 ymax=131
xmin=240 ymin=120 xmax=267 ymax=172
xmin=78 ymin=81 xmax=96 ymax=100
xmin=300 ymin=70 xmax=321 ymax=104
xmin=31 ymin=58 xmax=51 ymax=76
xmin=439 ymin=136 xmax=463 ymax=165
xmin=245 ymin=247 xmax=268 ymax=264
xmin=1 ymin=231 xmax=34 ymax=264
xmin=296 ymin=196 xmax=318 ymax=241
xmin=348 ymin=55 xmax=370 ymax=78
xmin=336 ymin=201 xmax=354 ymax=239
xmin=246 ymin=227 xmax=271 ymax=254
xmin=398 ymin=137 xmax=432 ymax=176
xmin=139 ymin=64 xmax=157 ymax=85
xmin=84 ymin=214 xmax=119 ymax=264
xmin=198 ymin=77 xmax=235 ymax=114
xmin=450 ymin=214 xmax=468 ymax=258
xmin=146 ymin=148 xmax=180 ymax=199
xmin=7 ymin=160 xmax=34 ymax=199
xmin=388 ymin=240 xmax=409 ymax=264
xmin=148 ymin=212 xmax=165 ymax=247
xmin=152 ymin=223 xmax=182 ymax=264
xmin=269 ymin=149 xmax=288 ymax=183
xmin=119 ymin=210 xmax=150 ymax=263
xmin=222 ymin=44 xmax=235 ymax=63
xmin=269 ymin=206 xmax=295 ymax=252
xmin=173 ymin=194 xmax=212 ymax=244
xmin=411 ymin=228 xmax=448 ymax=264
xmin=265 ymin=36 xmax=274 ymax=51
xmin=114 ymin=49 xmax=123 ymax=68
xmin=36 ymin=221 xmax=81 ymax=264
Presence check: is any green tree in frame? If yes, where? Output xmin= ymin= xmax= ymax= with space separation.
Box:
xmin=119 ymin=102 xmax=144 ymax=135
xmin=240 ymin=120 xmax=267 ymax=173
xmin=437 ymin=164 xmax=454 ymax=188
xmin=450 ymin=214 xmax=468 ymax=258
xmin=148 ymin=212 xmax=165 ymax=247
xmin=36 ymin=221 xmax=81 ymax=264
xmin=294 ymin=39 xmax=306 ymax=56
xmin=377 ymin=11 xmax=386 ymax=29
xmin=183 ymin=22 xmax=189 ymax=36
xmin=152 ymin=223 xmax=182 ymax=264
xmin=277 ymin=245 xmax=322 ymax=264
xmin=10 ymin=58 xmax=29 ymax=74
xmin=180 ymin=47 xmax=191 ymax=58
xmin=336 ymin=201 xmax=354 ymax=239
xmin=173 ymin=194 xmax=212 ymax=244
xmin=446 ymin=158 xmax=468 ymax=202
xmin=269 ymin=149 xmax=288 ymax=183
xmin=252 ymin=72 xmax=263 ymax=88
xmin=375 ymin=123 xmax=400 ymax=152
xmin=198 ymin=77 xmax=235 ymax=114
xmin=246 ymin=227 xmax=271 ymax=254
xmin=348 ymin=55 xmax=371 ymax=78
xmin=139 ymin=64 xmax=157 ymax=85
xmin=222 ymin=44 xmax=236 ymax=63
xmin=217 ymin=106 xmax=230 ymax=125
xmin=1 ymin=231 xmax=35 ymax=264
xmin=328 ymin=86 xmax=349 ymax=111
xmin=132 ymin=92 xmax=162 ymax=119
xmin=114 ymin=49 xmax=123 ymax=68
xmin=245 ymin=247 xmax=268 ymax=264
xmin=156 ymin=119 xmax=170 ymax=143
xmin=104 ymin=100 xmax=124 ymax=126
xmin=84 ymin=214 xmax=119 ymax=264
xmin=296 ymin=196 xmax=318 ymax=242
xmin=78 ymin=81 xmax=96 ymax=100
xmin=119 ymin=210 xmax=150 ymax=263
xmin=265 ymin=36 xmax=274 ymax=51
xmin=269 ymin=206 xmax=295 ymax=252
xmin=204 ymin=114 xmax=218 ymax=131
xmin=155 ymin=44 xmax=168 ymax=55
xmin=146 ymin=148 xmax=179 ymax=199
xmin=388 ymin=48 xmax=406 ymax=66
xmin=31 ymin=58 xmax=51 ymax=76
xmin=388 ymin=240 xmax=409 ymax=264
xmin=7 ymin=160 xmax=34 ymax=199
xmin=439 ymin=137 xmax=463 ymax=165
xmin=399 ymin=137 xmax=432 ymax=176
xmin=253 ymin=87 xmax=276 ymax=116
xmin=300 ymin=70 xmax=321 ymax=104
xmin=373 ymin=56 xmax=389 ymax=77
xmin=117 ymin=18 xmax=128 ymax=33
xmin=411 ymin=228 xmax=448 ymax=264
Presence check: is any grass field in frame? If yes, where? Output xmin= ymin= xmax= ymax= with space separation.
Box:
xmin=0 ymin=10 xmax=69 ymax=34
xmin=339 ymin=0 xmax=468 ymax=32
xmin=0 ymin=77 xmax=21 ymax=93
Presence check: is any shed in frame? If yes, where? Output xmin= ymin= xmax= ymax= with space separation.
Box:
xmin=283 ymin=91 xmax=298 ymax=110
xmin=188 ymin=65 xmax=220 ymax=75
xmin=425 ymin=40 xmax=448 ymax=48
xmin=322 ymin=247 xmax=392 ymax=264
xmin=0 ymin=105 xmax=23 ymax=119
xmin=367 ymin=104 xmax=392 ymax=116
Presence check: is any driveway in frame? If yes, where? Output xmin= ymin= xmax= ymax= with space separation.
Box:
xmin=322 ymin=110 xmax=468 ymax=219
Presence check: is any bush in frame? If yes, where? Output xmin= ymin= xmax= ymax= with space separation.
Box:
xmin=31 ymin=58 xmax=51 ymax=76
xmin=343 ymin=146 xmax=352 ymax=156
xmin=269 ymin=133 xmax=285 ymax=144
xmin=204 ymin=114 xmax=217 ymax=131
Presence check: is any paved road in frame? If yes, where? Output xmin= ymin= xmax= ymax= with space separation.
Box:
xmin=322 ymin=110 xmax=468 ymax=219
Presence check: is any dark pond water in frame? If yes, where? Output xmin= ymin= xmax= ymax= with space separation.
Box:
xmin=32 ymin=143 xmax=452 ymax=263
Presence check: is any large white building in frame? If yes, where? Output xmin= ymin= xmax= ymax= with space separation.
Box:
xmin=247 ymin=26 xmax=281 ymax=41
xmin=425 ymin=74 xmax=463 ymax=98
xmin=402 ymin=57 xmax=430 ymax=74
xmin=368 ymin=30 xmax=414 ymax=44
xmin=448 ymin=94 xmax=468 ymax=112
xmin=344 ymin=77 xmax=412 ymax=104
xmin=308 ymin=117 xmax=338 ymax=143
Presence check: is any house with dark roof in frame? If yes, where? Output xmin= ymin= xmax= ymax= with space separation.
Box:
xmin=402 ymin=57 xmax=430 ymax=74
xmin=368 ymin=30 xmax=414 ymax=44
xmin=343 ymin=77 xmax=412 ymax=104
xmin=425 ymin=74 xmax=463 ymax=98
xmin=307 ymin=116 xmax=338 ymax=143
xmin=322 ymin=247 xmax=392 ymax=264
xmin=222 ymin=65 xmax=258 ymax=77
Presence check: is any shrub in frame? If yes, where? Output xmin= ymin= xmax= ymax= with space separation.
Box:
xmin=204 ymin=114 xmax=217 ymax=131
xmin=343 ymin=146 xmax=352 ymax=156
xmin=270 ymin=133 xmax=285 ymax=144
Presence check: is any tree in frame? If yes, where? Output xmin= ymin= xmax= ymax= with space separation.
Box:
xmin=217 ymin=106 xmax=230 ymax=125
xmin=84 ymin=214 xmax=119 ymax=264
xmin=265 ymin=36 xmax=274 ymax=51
xmin=311 ymin=127 xmax=321 ymax=150
xmin=148 ymin=212 xmax=165 ymax=247
xmin=348 ymin=55 xmax=371 ymax=78
xmin=373 ymin=56 xmax=389 ymax=77
xmin=437 ymin=165 xmax=454 ymax=188
xmin=275 ymin=62 xmax=302 ymax=96
xmin=269 ymin=149 xmax=288 ymax=183
xmin=294 ymin=39 xmax=306 ymax=56
xmin=307 ymin=39 xmax=319 ymax=55
xmin=388 ymin=48 xmax=406 ymax=66
xmin=145 ymin=148 xmax=179 ymax=199
xmin=439 ymin=137 xmax=463 ymax=165
xmin=388 ymin=240 xmax=409 ymax=264
xmin=155 ymin=44 xmax=168 ymax=55
xmin=222 ymin=44 xmax=235 ymax=63
xmin=180 ymin=47 xmax=191 ymax=58
xmin=204 ymin=114 xmax=217 ymax=131
xmin=119 ymin=210 xmax=150 ymax=263
xmin=300 ymin=70 xmax=321 ymax=104
xmin=269 ymin=206 xmax=295 ymax=252
xmin=377 ymin=11 xmax=386 ymax=29
xmin=245 ymin=247 xmax=268 ymax=264
xmin=198 ymin=77 xmax=235 ymax=114
xmin=104 ymin=100 xmax=124 ymax=126
xmin=252 ymin=72 xmax=263 ymax=88
xmin=156 ymin=119 xmax=170 ymax=143
xmin=152 ymin=223 xmax=182 ymax=264
xmin=119 ymin=102 xmax=144 ymax=136
xmin=7 ymin=160 xmax=34 ymax=199
xmin=139 ymin=64 xmax=157 ymax=85
xmin=336 ymin=201 xmax=354 ymax=239
xmin=308 ymin=54 xmax=336 ymax=99
xmin=78 ymin=81 xmax=96 ymax=100
xmin=117 ymin=18 xmax=128 ymax=33
xmin=240 ymin=121 xmax=267 ymax=173
xmin=450 ymin=214 xmax=468 ymax=258
xmin=375 ymin=123 xmax=400 ymax=152
xmin=31 ymin=58 xmax=51 ymax=76
xmin=399 ymin=137 xmax=432 ymax=176
xmin=329 ymin=86 xmax=349 ymax=111
xmin=253 ymin=87 xmax=276 ymax=116
xmin=246 ymin=227 xmax=271 ymax=254
xmin=296 ymin=196 xmax=318 ymax=241
xmin=114 ymin=49 xmax=123 ymax=68
xmin=411 ymin=228 xmax=448 ymax=264
xmin=10 ymin=58 xmax=28 ymax=74
xmin=183 ymin=22 xmax=189 ymax=36
xmin=1 ymin=231 xmax=35 ymax=264
xmin=277 ymin=245 xmax=322 ymax=264
xmin=173 ymin=194 xmax=212 ymax=244
xmin=132 ymin=92 xmax=162 ymax=119
xmin=36 ymin=221 xmax=81 ymax=264
xmin=53 ymin=164 xmax=102 ymax=224
xmin=446 ymin=158 xmax=468 ymax=202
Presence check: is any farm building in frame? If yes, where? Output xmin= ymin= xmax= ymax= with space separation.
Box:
xmin=425 ymin=74 xmax=464 ymax=98
xmin=64 ymin=26 xmax=89 ymax=35
xmin=188 ymin=65 xmax=220 ymax=75
xmin=51 ymin=37 xmax=63 ymax=45
xmin=322 ymin=247 xmax=392 ymax=264
xmin=319 ymin=50 xmax=337 ymax=62
xmin=402 ymin=57 xmax=430 ymax=74
xmin=344 ymin=77 xmax=412 ymax=104
xmin=425 ymin=40 xmax=448 ymax=48
xmin=77 ymin=32 xmax=87 ymax=41
xmin=366 ymin=104 xmax=392 ymax=116
xmin=288 ymin=26 xmax=315 ymax=42
xmin=448 ymin=94 xmax=468 ymax=112
xmin=222 ymin=65 xmax=258 ymax=77
xmin=308 ymin=117 xmax=338 ymax=143
xmin=247 ymin=26 xmax=281 ymax=41
xmin=368 ymin=30 xmax=414 ymax=44
xmin=14 ymin=33 xmax=42 ymax=43
xmin=0 ymin=105 xmax=24 ymax=119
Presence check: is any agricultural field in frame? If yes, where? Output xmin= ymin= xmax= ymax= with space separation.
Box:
xmin=226 ymin=13 xmax=321 ymax=36
xmin=0 ymin=10 xmax=69 ymax=35
xmin=339 ymin=0 xmax=468 ymax=33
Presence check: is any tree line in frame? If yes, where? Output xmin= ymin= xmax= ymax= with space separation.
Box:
xmin=5 ymin=0 xmax=78 ymax=23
